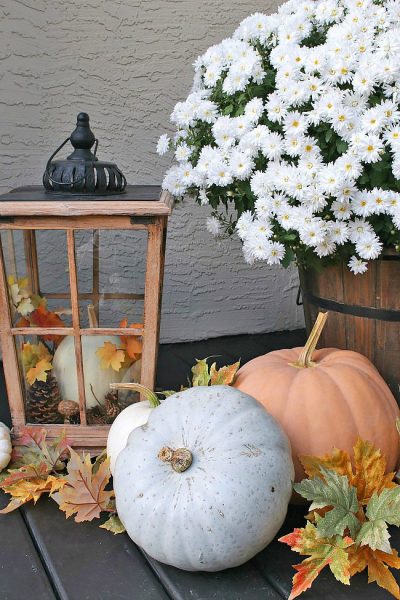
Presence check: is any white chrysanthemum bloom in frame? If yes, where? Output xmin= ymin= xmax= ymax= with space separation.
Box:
xmin=206 ymin=216 xmax=222 ymax=236
xmin=156 ymin=134 xmax=170 ymax=156
xmin=348 ymin=255 xmax=368 ymax=274
xmin=160 ymin=0 xmax=400 ymax=271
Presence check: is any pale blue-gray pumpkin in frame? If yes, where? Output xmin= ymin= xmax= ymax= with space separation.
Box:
xmin=114 ymin=385 xmax=294 ymax=571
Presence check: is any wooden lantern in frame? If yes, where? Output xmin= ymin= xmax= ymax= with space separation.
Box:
xmin=0 ymin=185 xmax=173 ymax=451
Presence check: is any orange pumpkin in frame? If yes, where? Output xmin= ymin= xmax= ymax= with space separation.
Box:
xmin=234 ymin=312 xmax=400 ymax=482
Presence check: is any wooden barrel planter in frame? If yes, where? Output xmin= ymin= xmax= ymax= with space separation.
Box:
xmin=298 ymin=251 xmax=400 ymax=403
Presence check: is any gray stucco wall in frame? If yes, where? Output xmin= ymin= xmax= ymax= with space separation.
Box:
xmin=0 ymin=0 xmax=304 ymax=342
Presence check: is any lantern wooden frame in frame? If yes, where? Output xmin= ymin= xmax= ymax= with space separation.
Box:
xmin=0 ymin=185 xmax=173 ymax=451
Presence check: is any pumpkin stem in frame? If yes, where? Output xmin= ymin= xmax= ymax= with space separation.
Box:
xmin=292 ymin=312 xmax=329 ymax=369
xmin=109 ymin=382 xmax=161 ymax=408
xmin=158 ymin=446 xmax=193 ymax=473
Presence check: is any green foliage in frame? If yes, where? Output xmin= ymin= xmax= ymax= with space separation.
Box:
xmin=295 ymin=468 xmax=360 ymax=538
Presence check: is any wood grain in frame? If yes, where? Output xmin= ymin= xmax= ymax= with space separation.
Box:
xmin=300 ymin=256 xmax=400 ymax=402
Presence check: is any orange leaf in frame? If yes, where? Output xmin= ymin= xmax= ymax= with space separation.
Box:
xmin=280 ymin=521 xmax=352 ymax=599
xmin=300 ymin=447 xmax=353 ymax=481
xmin=364 ymin=547 xmax=400 ymax=599
xmin=52 ymin=448 xmax=113 ymax=522
xmin=119 ymin=319 xmax=143 ymax=362
xmin=29 ymin=305 xmax=65 ymax=344
xmin=210 ymin=360 xmax=241 ymax=385
xmin=26 ymin=359 xmax=52 ymax=386
xmin=95 ymin=341 xmax=125 ymax=372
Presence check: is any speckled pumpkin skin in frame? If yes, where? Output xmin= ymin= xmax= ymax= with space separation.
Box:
xmin=114 ymin=385 xmax=294 ymax=572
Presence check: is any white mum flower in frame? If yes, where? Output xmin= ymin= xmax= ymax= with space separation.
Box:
xmin=206 ymin=216 xmax=222 ymax=236
xmin=156 ymin=134 xmax=170 ymax=156
xmin=348 ymin=255 xmax=368 ymax=274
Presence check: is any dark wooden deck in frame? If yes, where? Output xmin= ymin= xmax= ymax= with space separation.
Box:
xmin=1 ymin=329 xmax=398 ymax=599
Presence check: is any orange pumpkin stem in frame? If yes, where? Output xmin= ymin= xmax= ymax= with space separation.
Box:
xmin=293 ymin=312 xmax=329 ymax=369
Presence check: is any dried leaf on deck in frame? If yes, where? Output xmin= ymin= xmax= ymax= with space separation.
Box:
xmin=53 ymin=448 xmax=114 ymax=522
xmin=100 ymin=514 xmax=126 ymax=535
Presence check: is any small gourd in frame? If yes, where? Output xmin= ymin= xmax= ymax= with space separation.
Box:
xmin=234 ymin=312 xmax=400 ymax=481
xmin=114 ymin=385 xmax=294 ymax=571
xmin=0 ymin=423 xmax=12 ymax=472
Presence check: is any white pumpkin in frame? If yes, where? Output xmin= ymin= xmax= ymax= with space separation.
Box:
xmin=107 ymin=380 xmax=157 ymax=475
xmin=53 ymin=336 xmax=127 ymax=409
xmin=0 ymin=423 xmax=12 ymax=472
xmin=114 ymin=385 xmax=294 ymax=572
xmin=107 ymin=400 xmax=153 ymax=474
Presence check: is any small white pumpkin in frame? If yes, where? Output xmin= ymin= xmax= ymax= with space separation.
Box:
xmin=108 ymin=400 xmax=152 ymax=474
xmin=53 ymin=336 xmax=127 ymax=409
xmin=0 ymin=423 xmax=12 ymax=472
xmin=107 ymin=381 xmax=157 ymax=474
xmin=114 ymin=385 xmax=294 ymax=572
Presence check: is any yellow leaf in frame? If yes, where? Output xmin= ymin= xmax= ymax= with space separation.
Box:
xmin=0 ymin=475 xmax=64 ymax=513
xmin=26 ymin=359 xmax=52 ymax=386
xmin=96 ymin=341 xmax=125 ymax=372
xmin=100 ymin=514 xmax=126 ymax=535
xmin=351 ymin=439 xmax=397 ymax=504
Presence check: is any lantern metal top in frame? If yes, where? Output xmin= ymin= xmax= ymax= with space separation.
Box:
xmin=43 ymin=113 xmax=127 ymax=196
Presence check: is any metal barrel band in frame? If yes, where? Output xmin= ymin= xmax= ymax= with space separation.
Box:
xmin=302 ymin=291 xmax=400 ymax=322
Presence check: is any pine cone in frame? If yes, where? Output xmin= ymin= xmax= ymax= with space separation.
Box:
xmin=86 ymin=406 xmax=108 ymax=425
xmin=104 ymin=391 xmax=121 ymax=421
xmin=26 ymin=373 xmax=63 ymax=424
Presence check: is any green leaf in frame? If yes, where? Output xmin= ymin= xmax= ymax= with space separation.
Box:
xmin=356 ymin=488 xmax=400 ymax=553
xmin=100 ymin=514 xmax=126 ymax=535
xmin=294 ymin=468 xmax=360 ymax=538
xmin=191 ymin=358 xmax=211 ymax=386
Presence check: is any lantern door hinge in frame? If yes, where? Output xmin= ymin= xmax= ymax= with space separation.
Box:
xmin=130 ymin=216 xmax=155 ymax=225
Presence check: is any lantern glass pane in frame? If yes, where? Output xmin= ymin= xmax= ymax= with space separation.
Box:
xmin=14 ymin=334 xmax=80 ymax=425
xmin=81 ymin=333 xmax=141 ymax=426
xmin=74 ymin=229 xmax=146 ymax=327
xmin=1 ymin=229 xmax=72 ymax=327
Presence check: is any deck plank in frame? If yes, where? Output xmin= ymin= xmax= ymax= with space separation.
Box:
xmin=143 ymin=552 xmax=282 ymax=600
xmin=21 ymin=499 xmax=170 ymax=600
xmin=0 ymin=493 xmax=56 ymax=600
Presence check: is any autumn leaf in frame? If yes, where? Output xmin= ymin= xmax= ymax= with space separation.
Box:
xmin=356 ymin=487 xmax=400 ymax=553
xmin=0 ymin=471 xmax=65 ymax=513
xmin=348 ymin=545 xmax=400 ymax=599
xmin=26 ymin=358 xmax=52 ymax=386
xmin=29 ymin=304 xmax=65 ymax=344
xmin=294 ymin=468 xmax=360 ymax=538
xmin=96 ymin=341 xmax=125 ymax=372
xmin=210 ymin=360 xmax=240 ymax=385
xmin=300 ymin=438 xmax=397 ymax=506
xmin=100 ymin=514 xmax=126 ymax=535
xmin=21 ymin=342 xmax=52 ymax=371
xmin=279 ymin=521 xmax=353 ymax=600
xmin=191 ymin=358 xmax=212 ymax=386
xmin=52 ymin=448 xmax=114 ymax=522
xmin=119 ymin=319 xmax=143 ymax=362
xmin=301 ymin=447 xmax=353 ymax=481
xmin=352 ymin=438 xmax=397 ymax=503
xmin=10 ymin=427 xmax=70 ymax=471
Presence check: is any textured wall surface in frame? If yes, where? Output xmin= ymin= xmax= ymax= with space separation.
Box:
xmin=0 ymin=0 xmax=304 ymax=342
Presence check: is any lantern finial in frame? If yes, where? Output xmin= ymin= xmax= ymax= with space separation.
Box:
xmin=43 ymin=113 xmax=126 ymax=195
